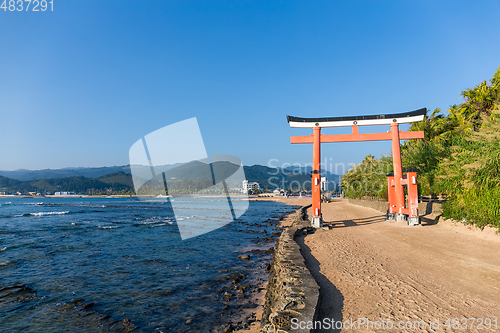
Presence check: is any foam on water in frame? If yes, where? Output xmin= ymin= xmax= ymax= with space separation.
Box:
xmin=30 ymin=211 xmax=70 ymax=216
xmin=99 ymin=225 xmax=120 ymax=229
xmin=150 ymin=223 xmax=167 ymax=227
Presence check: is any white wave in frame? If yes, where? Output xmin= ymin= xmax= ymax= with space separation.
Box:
xmin=137 ymin=217 xmax=174 ymax=225
xmin=29 ymin=211 xmax=69 ymax=216
xmin=78 ymin=204 xmax=107 ymax=208
xmin=30 ymin=211 xmax=70 ymax=216
xmin=150 ymin=223 xmax=167 ymax=227
xmin=137 ymin=220 xmax=158 ymax=225
xmin=0 ymin=247 xmax=6 ymax=251
xmin=24 ymin=202 xmax=44 ymax=205
xmin=100 ymin=225 xmax=119 ymax=229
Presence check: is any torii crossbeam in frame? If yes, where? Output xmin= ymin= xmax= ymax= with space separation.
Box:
xmin=287 ymin=108 xmax=426 ymax=227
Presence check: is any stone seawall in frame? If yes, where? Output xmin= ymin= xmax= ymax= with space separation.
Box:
xmin=261 ymin=205 xmax=320 ymax=333
xmin=347 ymin=198 xmax=442 ymax=220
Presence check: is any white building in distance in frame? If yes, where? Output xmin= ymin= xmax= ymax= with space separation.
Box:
xmin=242 ymin=179 xmax=260 ymax=193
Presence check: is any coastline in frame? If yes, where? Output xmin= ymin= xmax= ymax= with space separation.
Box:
xmin=0 ymin=194 xmax=251 ymax=199
xmin=232 ymin=197 xmax=312 ymax=333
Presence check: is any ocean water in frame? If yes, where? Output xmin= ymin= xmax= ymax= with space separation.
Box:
xmin=0 ymin=197 xmax=299 ymax=332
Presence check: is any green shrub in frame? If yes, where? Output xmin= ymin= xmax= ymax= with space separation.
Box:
xmin=442 ymin=187 xmax=500 ymax=229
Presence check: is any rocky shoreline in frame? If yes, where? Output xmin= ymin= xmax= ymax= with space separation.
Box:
xmin=215 ymin=198 xmax=321 ymax=333
xmin=260 ymin=205 xmax=320 ymax=333
xmin=217 ymin=208 xmax=302 ymax=333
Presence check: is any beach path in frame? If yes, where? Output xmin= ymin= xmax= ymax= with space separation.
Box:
xmin=297 ymin=198 xmax=500 ymax=332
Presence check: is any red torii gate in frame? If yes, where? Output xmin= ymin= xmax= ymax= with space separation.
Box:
xmin=287 ymin=108 xmax=426 ymax=227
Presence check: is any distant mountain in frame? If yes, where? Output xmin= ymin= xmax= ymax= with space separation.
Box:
xmin=0 ymin=163 xmax=342 ymax=194
xmin=0 ymin=163 xmax=191 ymax=181
xmin=282 ymin=165 xmax=342 ymax=182
xmin=0 ymin=175 xmax=23 ymax=188
xmin=0 ymin=175 xmax=132 ymax=195
xmin=97 ymin=171 xmax=134 ymax=188
xmin=244 ymin=164 xmax=341 ymax=190
xmin=0 ymin=166 xmax=133 ymax=181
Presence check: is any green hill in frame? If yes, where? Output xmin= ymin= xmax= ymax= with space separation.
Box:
xmin=97 ymin=171 xmax=134 ymax=187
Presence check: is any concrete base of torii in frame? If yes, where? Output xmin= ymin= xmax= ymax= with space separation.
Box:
xmin=311 ymin=216 xmax=323 ymax=228
xmin=395 ymin=213 xmax=407 ymax=222
xmin=388 ymin=212 xmax=420 ymax=226
xmin=407 ymin=216 xmax=420 ymax=226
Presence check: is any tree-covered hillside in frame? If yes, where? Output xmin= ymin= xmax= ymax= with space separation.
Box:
xmin=0 ymin=175 xmax=133 ymax=195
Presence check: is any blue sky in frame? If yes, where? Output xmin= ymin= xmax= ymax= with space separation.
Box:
xmin=1 ymin=0 xmax=499 ymax=172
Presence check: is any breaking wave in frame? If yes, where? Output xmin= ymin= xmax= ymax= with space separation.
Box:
xmin=29 ymin=211 xmax=70 ymax=216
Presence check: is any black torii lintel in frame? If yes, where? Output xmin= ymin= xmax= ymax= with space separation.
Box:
xmin=287 ymin=108 xmax=427 ymax=128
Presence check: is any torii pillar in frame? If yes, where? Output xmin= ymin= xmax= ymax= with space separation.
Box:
xmin=311 ymin=126 xmax=322 ymax=227
xmin=287 ymin=108 xmax=426 ymax=228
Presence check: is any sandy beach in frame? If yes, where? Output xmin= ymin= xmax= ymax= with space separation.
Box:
xmin=238 ymin=196 xmax=500 ymax=332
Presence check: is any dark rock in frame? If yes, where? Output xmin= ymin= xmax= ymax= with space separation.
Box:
xmin=223 ymin=292 xmax=232 ymax=301
xmin=221 ymin=323 xmax=232 ymax=333
xmin=238 ymin=303 xmax=258 ymax=309
xmin=231 ymin=273 xmax=246 ymax=284
xmin=82 ymin=302 xmax=94 ymax=310
xmin=272 ymin=312 xmax=292 ymax=328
